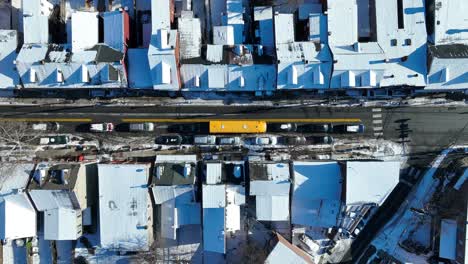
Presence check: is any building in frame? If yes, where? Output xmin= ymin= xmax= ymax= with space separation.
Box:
xmin=22 ymin=0 xmax=53 ymax=44
xmin=0 ymin=30 xmax=19 ymax=89
xmin=202 ymin=161 xmax=245 ymax=258
xmin=127 ymin=48 xmax=153 ymax=88
xmin=249 ymin=162 xmax=291 ymax=222
xmin=178 ymin=11 xmax=202 ymax=60
xmin=71 ymin=11 xmax=99 ymax=52
xmin=98 ymin=163 xmax=153 ymax=251
xmin=265 ymin=233 xmax=314 ymax=264
xmin=151 ymin=155 xmax=201 ymax=242
xmin=28 ymin=162 xmax=97 ymax=241
xmin=428 ymin=0 xmax=468 ymax=45
xmin=0 ymin=192 xmax=36 ymax=240
xmin=102 ymin=10 xmax=130 ymax=53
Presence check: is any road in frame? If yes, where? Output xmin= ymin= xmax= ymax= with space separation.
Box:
xmin=0 ymin=104 xmax=466 ymax=159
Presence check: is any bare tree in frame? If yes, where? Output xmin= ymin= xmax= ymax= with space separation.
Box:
xmin=0 ymin=122 xmax=42 ymax=157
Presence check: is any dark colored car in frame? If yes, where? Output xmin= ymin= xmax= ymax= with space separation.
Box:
xmin=282 ymin=136 xmax=307 ymax=145
xmin=297 ymin=124 xmax=331 ymax=133
xmin=307 ymin=135 xmax=334 ymax=144
xmin=168 ymin=123 xmax=204 ymax=134
xmin=267 ymin=123 xmax=297 ymax=132
xmin=330 ymin=124 xmax=365 ymax=133
xmin=155 ymin=135 xmax=182 ymax=145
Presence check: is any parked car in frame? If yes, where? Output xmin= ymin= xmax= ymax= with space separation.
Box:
xmin=39 ymin=135 xmax=70 ymax=145
xmin=307 ymin=135 xmax=334 ymax=144
xmin=31 ymin=122 xmax=60 ymax=131
xmin=268 ymin=123 xmax=297 ymax=132
xmin=155 ymin=135 xmax=182 ymax=145
xmin=251 ymin=136 xmax=278 ymax=145
xmin=217 ymin=136 xmax=241 ymax=145
xmin=282 ymin=136 xmax=307 ymax=145
xmin=129 ymin=122 xmax=154 ymax=132
xmin=194 ymin=135 xmax=216 ymax=145
xmin=297 ymin=124 xmax=330 ymax=133
xmin=89 ymin=123 xmax=114 ymax=132
xmin=168 ymin=123 xmax=204 ymax=134
xmin=330 ymin=124 xmax=365 ymax=133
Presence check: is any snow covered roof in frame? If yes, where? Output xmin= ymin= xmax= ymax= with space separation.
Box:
xmin=439 ymin=219 xmax=457 ymax=260
xmin=292 ymin=162 xmax=342 ymax=228
xmin=98 ymin=164 xmax=152 ymax=251
xmin=178 ymin=12 xmax=202 ymax=59
xmin=22 ymin=0 xmax=52 ymax=44
xmin=253 ymin=6 xmax=274 ymax=47
xmin=0 ymin=30 xmax=19 ymax=89
xmin=265 ymin=233 xmax=314 ymax=264
xmin=71 ymin=12 xmax=99 ymax=52
xmin=202 ymin=184 xmax=225 ymax=209
xmin=148 ymin=30 xmax=180 ymax=90
xmin=345 ymin=161 xmax=400 ymax=205
xmin=327 ymin=0 xmax=358 ymax=46
xmin=426 ymin=44 xmax=468 ymax=90
xmin=151 ymin=0 xmax=171 ymax=31
xmin=226 ymin=0 xmax=244 ymax=44
xmin=202 ymin=184 xmax=226 ymax=253
xmin=29 ymin=190 xmax=82 ymax=240
xmin=213 ymin=26 xmax=235 ymax=45
xmin=206 ymin=163 xmax=223 ymax=185
xmin=102 ymin=10 xmax=128 ymax=53
xmin=274 ymin=13 xmax=295 ymax=44
xmin=0 ymin=193 xmax=36 ymax=240
xmin=276 ymin=43 xmax=332 ymax=89
xmin=0 ymin=163 xmax=35 ymax=195
xmin=127 ymin=48 xmax=152 ymax=89
xmin=431 ymin=0 xmax=468 ymax=45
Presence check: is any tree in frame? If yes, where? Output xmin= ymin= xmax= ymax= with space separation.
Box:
xmin=0 ymin=121 xmax=42 ymax=157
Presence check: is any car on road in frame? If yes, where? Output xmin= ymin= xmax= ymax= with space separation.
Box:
xmin=169 ymin=123 xmax=204 ymax=134
xmin=297 ymin=124 xmax=330 ymax=133
xmin=267 ymin=123 xmax=297 ymax=132
xmin=330 ymin=124 xmax=365 ymax=133
xmin=129 ymin=122 xmax=154 ymax=132
xmin=31 ymin=122 xmax=60 ymax=131
xmin=194 ymin=135 xmax=216 ymax=145
xmin=155 ymin=135 xmax=182 ymax=145
xmin=39 ymin=135 xmax=70 ymax=145
xmin=307 ymin=135 xmax=334 ymax=144
xmin=282 ymin=136 xmax=307 ymax=145
xmin=90 ymin=123 xmax=114 ymax=132
xmin=217 ymin=136 xmax=241 ymax=145
xmin=250 ymin=136 xmax=278 ymax=145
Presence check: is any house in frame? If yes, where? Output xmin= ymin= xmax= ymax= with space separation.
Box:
xmin=151 ymin=155 xmax=201 ymax=242
xmin=0 ymin=30 xmax=19 ymax=89
xmin=249 ymin=162 xmax=291 ymax=222
xmin=22 ymin=0 xmax=53 ymax=44
xmin=265 ymin=233 xmax=314 ymax=264
xmin=27 ymin=162 xmax=98 ymax=241
xmin=98 ymin=163 xmax=153 ymax=251
xmin=428 ymin=0 xmax=468 ymax=45
xmin=0 ymin=192 xmax=36 ymax=240
xmin=71 ymin=12 xmax=99 ymax=52
xmin=202 ymin=161 xmax=245 ymax=257
xmin=102 ymin=10 xmax=130 ymax=53
xmin=274 ymin=12 xmax=332 ymax=90
xmin=328 ymin=0 xmax=427 ymax=89
xmin=178 ymin=11 xmax=202 ymax=60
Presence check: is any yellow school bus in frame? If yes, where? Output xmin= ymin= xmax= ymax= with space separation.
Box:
xmin=209 ymin=120 xmax=267 ymax=134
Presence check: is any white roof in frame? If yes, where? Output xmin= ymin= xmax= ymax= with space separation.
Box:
xmin=327 ymin=0 xmax=358 ymax=45
xmin=0 ymin=193 xmax=36 ymax=240
xmin=202 ymin=184 xmax=225 ymax=208
xmin=0 ymin=163 xmax=34 ymax=195
xmin=206 ymin=44 xmax=224 ymax=63
xmin=274 ymin=14 xmax=295 ymax=44
xmin=98 ymin=164 xmax=151 ymax=251
xmin=0 ymin=30 xmax=19 ymax=89
xmin=213 ymin=26 xmax=235 ymax=45
xmin=71 ymin=12 xmax=99 ymax=52
xmin=151 ymin=0 xmax=171 ymax=31
xmin=226 ymin=0 xmax=244 ymax=44
xmin=432 ymin=0 xmax=468 ymax=45
xmin=256 ymin=195 xmax=289 ymax=221
xmin=22 ymin=0 xmax=51 ymax=44
xmin=345 ymin=161 xmax=400 ymax=205
xmin=225 ymin=185 xmax=244 ymax=232
xmin=29 ymin=190 xmax=78 ymax=211
xmin=44 ymin=207 xmax=81 ymax=240
xmin=178 ymin=14 xmax=202 ymax=59
xmin=439 ymin=219 xmax=457 ymax=260
xmin=426 ymin=54 xmax=468 ymax=90
xmin=127 ymin=48 xmax=152 ymax=89
xmin=148 ymin=30 xmax=180 ymax=90
xmin=292 ymin=162 xmax=342 ymax=228
xmin=254 ymin=6 xmax=274 ymax=47
xmin=206 ymin=163 xmax=223 ymax=185
xmin=103 ymin=11 xmax=126 ymax=53
xmin=254 ymin=6 xmax=272 ymax=21
xmin=152 ymin=185 xmax=194 ymax=204
xmin=265 ymin=235 xmax=312 ymax=264
xmin=155 ymin=155 xmax=197 ymax=163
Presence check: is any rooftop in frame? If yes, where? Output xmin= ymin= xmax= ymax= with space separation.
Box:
xmin=0 ymin=30 xmax=19 ymax=89
xmin=153 ymin=155 xmax=197 ymax=186
xmin=0 ymin=193 xmax=37 ymax=240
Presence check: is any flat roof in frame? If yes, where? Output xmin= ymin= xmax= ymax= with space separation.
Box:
xmin=98 ymin=164 xmax=151 ymax=251
xmin=432 ymin=0 xmax=468 ymax=45
xmin=0 ymin=30 xmax=19 ymax=89
xmin=0 ymin=193 xmax=36 ymax=240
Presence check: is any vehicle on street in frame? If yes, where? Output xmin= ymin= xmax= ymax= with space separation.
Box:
xmin=39 ymin=135 xmax=70 ymax=145
xmin=297 ymin=124 xmax=330 ymax=133
xmin=307 ymin=135 xmax=334 ymax=144
xmin=282 ymin=136 xmax=307 ymax=145
xmin=129 ymin=122 xmax=154 ymax=132
xmin=209 ymin=121 xmax=267 ymax=134
xmin=169 ymin=123 xmax=204 ymax=134
xmin=267 ymin=123 xmax=297 ymax=132
xmin=217 ymin=136 xmax=241 ymax=145
xmin=250 ymin=136 xmax=278 ymax=145
xmin=155 ymin=135 xmax=182 ymax=145
xmin=90 ymin=123 xmax=114 ymax=132
xmin=331 ymin=124 xmax=365 ymax=133
xmin=31 ymin=122 xmax=60 ymax=131
xmin=194 ymin=135 xmax=217 ymax=145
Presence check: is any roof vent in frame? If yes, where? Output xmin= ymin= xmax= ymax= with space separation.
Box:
xmin=288 ymin=65 xmax=298 ymax=85
xmin=194 ymin=75 xmax=200 ymax=87
xmin=440 ymin=68 xmax=450 ymax=82
xmin=160 ymin=62 xmax=171 ymax=84
xmin=81 ymin=65 xmax=89 ymax=83
xmin=29 ymin=68 xmax=37 ymax=83
xmin=354 ymin=42 xmax=361 ymax=52
xmin=239 ymin=76 xmax=245 ymax=87
xmin=341 ymin=71 xmax=356 ymax=87
xmin=313 ymin=66 xmax=324 ymax=85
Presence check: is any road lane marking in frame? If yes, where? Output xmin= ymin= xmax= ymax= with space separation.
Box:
xmin=374 ymin=132 xmax=384 ymax=137
xmin=373 ymin=126 xmax=383 ymax=131
xmin=372 ymin=108 xmax=382 ymax=112
xmin=121 ymin=118 xmax=362 ymax=123
xmin=0 ymin=118 xmax=92 ymax=122
xmin=372 ymin=114 xmax=382 ymax=118
xmin=373 ymin=120 xmax=383 ymax=124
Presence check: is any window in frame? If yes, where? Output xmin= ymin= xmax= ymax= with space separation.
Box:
xmin=397 ymin=0 xmax=404 ymax=29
